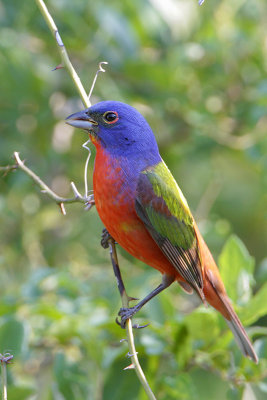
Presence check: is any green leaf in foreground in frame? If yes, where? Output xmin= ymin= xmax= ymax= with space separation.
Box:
xmin=239 ymin=282 xmax=267 ymax=326
xmin=218 ymin=235 xmax=255 ymax=304
xmin=0 ymin=317 xmax=26 ymax=357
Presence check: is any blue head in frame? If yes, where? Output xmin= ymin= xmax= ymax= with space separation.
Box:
xmin=66 ymin=101 xmax=161 ymax=164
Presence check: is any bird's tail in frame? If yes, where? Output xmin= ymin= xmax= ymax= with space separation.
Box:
xmin=219 ymin=291 xmax=258 ymax=363
xmin=204 ymin=271 xmax=258 ymax=363
xmin=225 ymin=319 xmax=257 ymax=362
xmin=194 ymin=223 xmax=258 ymax=363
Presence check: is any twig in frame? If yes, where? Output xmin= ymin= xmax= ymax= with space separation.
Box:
xmin=0 ymin=353 xmax=13 ymax=400
xmin=107 ymin=238 xmax=157 ymax=400
xmin=88 ymin=61 xmax=109 ymax=101
xmin=13 ymin=152 xmax=91 ymax=206
xmin=0 ymin=165 xmax=17 ymax=174
xmin=35 ymin=0 xmax=90 ymax=108
xmin=82 ymin=140 xmax=91 ymax=198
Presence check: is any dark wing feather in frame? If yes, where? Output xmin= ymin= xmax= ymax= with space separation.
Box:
xmin=135 ymin=163 xmax=205 ymax=300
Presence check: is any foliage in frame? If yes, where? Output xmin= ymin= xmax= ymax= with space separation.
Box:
xmin=0 ymin=0 xmax=266 ymax=399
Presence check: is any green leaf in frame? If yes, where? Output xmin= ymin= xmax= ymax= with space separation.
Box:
xmin=191 ymin=369 xmax=229 ymax=400
xmin=218 ymin=235 xmax=255 ymax=304
xmin=0 ymin=317 xmax=26 ymax=357
xmin=163 ymin=373 xmax=198 ymax=399
xmin=103 ymin=356 xmax=143 ymax=400
xmin=239 ymin=283 xmax=267 ymax=325
xmin=140 ymin=332 xmax=165 ymax=355
xmin=185 ymin=309 xmax=220 ymax=346
xmin=53 ymin=352 xmax=89 ymax=400
xmin=6 ymin=386 xmax=35 ymax=400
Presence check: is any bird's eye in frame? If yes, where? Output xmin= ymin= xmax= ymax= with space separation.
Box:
xmin=103 ymin=111 xmax=119 ymax=124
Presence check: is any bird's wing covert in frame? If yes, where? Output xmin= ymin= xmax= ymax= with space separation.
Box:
xmin=135 ymin=161 xmax=204 ymax=298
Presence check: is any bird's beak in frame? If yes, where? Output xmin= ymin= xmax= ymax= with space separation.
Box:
xmin=65 ymin=110 xmax=98 ymax=130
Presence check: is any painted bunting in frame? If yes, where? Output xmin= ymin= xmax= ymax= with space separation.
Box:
xmin=66 ymin=101 xmax=258 ymax=363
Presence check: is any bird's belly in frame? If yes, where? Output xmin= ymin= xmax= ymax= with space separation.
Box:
xmin=93 ymin=156 xmax=176 ymax=277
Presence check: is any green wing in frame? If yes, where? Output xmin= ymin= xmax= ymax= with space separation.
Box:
xmin=135 ymin=160 xmax=204 ymax=298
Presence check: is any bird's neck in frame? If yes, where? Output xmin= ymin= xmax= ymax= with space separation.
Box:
xmin=94 ymin=144 xmax=161 ymax=183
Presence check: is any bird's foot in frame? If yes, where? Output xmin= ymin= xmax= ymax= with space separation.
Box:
xmin=84 ymin=194 xmax=95 ymax=211
xmin=116 ymin=306 xmax=149 ymax=329
xmin=101 ymin=228 xmax=112 ymax=249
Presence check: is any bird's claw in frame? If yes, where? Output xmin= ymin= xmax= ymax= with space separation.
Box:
xmin=101 ymin=228 xmax=112 ymax=249
xmin=101 ymin=228 xmax=118 ymax=248
xmin=132 ymin=322 xmax=150 ymax=329
xmin=84 ymin=194 xmax=95 ymax=211
xmin=116 ymin=306 xmax=149 ymax=329
xmin=128 ymin=296 xmax=139 ymax=302
xmin=84 ymin=200 xmax=95 ymax=211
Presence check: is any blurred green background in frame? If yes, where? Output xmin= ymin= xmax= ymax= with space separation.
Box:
xmin=0 ymin=0 xmax=267 ymax=399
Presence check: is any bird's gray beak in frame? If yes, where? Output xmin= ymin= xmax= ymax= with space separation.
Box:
xmin=65 ymin=110 xmax=98 ymax=130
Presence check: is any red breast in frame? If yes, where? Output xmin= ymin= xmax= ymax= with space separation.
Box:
xmin=93 ymin=145 xmax=178 ymax=277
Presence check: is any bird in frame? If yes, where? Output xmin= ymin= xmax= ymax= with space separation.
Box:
xmin=66 ymin=101 xmax=258 ymax=363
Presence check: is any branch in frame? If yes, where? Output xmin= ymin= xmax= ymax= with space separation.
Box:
xmin=35 ymin=0 xmax=90 ymax=108
xmin=13 ymin=152 xmax=87 ymax=205
xmin=12 ymin=152 xmax=94 ymax=215
xmin=0 ymin=353 xmax=13 ymax=400
xmin=0 ymin=164 xmax=17 ymax=174
xmin=107 ymin=238 xmax=157 ymax=400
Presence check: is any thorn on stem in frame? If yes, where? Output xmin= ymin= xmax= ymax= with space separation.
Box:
xmin=123 ymin=363 xmax=135 ymax=370
xmin=52 ymin=64 xmax=64 ymax=71
xmin=128 ymin=296 xmax=139 ymax=302
xmin=59 ymin=202 xmax=66 ymax=215
xmin=126 ymin=351 xmax=138 ymax=358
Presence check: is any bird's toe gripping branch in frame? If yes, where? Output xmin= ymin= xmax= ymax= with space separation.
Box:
xmin=116 ymin=306 xmax=149 ymax=330
xmin=101 ymin=228 xmax=112 ymax=249
xmin=84 ymin=194 xmax=95 ymax=211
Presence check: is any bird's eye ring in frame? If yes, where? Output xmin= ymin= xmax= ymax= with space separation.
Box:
xmin=103 ymin=111 xmax=119 ymax=124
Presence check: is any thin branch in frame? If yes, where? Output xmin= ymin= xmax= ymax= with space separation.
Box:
xmin=88 ymin=61 xmax=109 ymax=100
xmin=107 ymin=238 xmax=157 ymax=400
xmin=0 ymin=165 xmax=17 ymax=174
xmin=0 ymin=353 xmax=13 ymax=400
xmin=13 ymin=152 xmax=91 ymax=206
xmin=126 ymin=319 xmax=156 ymax=400
xmin=35 ymin=0 xmax=90 ymax=108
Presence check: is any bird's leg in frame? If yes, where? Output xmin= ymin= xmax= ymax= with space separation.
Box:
xmin=117 ymin=274 xmax=175 ymax=329
xmin=101 ymin=229 xmax=174 ymax=329
xmin=101 ymin=228 xmax=134 ymax=301
xmin=101 ymin=229 xmax=147 ymax=328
